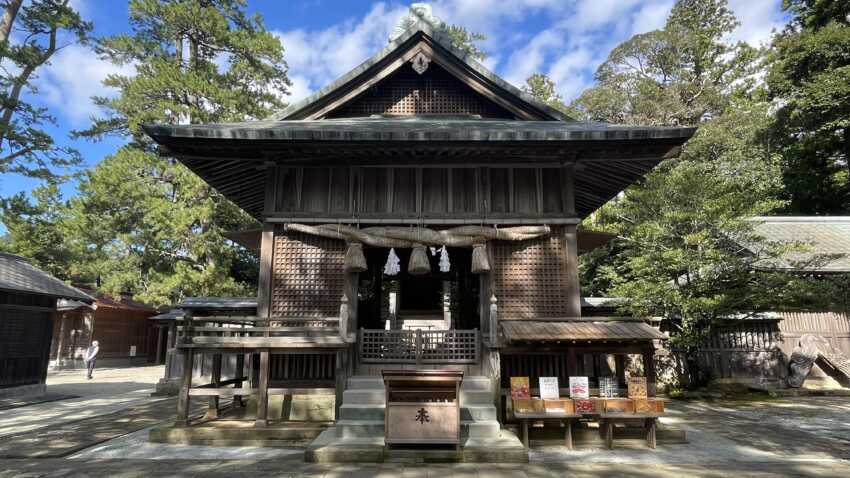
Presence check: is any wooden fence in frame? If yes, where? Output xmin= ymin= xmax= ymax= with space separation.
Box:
xmin=359 ymin=328 xmax=479 ymax=364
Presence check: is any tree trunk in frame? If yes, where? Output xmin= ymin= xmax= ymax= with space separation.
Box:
xmin=0 ymin=0 xmax=23 ymax=45
xmin=0 ymin=27 xmax=57 ymax=149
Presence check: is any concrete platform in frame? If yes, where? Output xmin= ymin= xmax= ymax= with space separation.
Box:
xmin=304 ymin=428 xmax=529 ymax=463
xmin=149 ymin=420 xmax=331 ymax=447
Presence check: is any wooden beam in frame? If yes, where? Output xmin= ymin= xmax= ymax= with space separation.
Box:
xmin=175 ymin=348 xmax=194 ymax=426
xmin=206 ymin=353 xmax=222 ymax=419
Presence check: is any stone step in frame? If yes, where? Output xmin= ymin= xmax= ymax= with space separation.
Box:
xmin=342 ymin=389 xmax=384 ymax=404
xmin=339 ymin=404 xmax=386 ymax=421
xmin=339 ymin=403 xmax=498 ymax=422
xmin=346 ymin=376 xmax=385 ymax=390
xmin=334 ymin=419 xmax=501 ymax=439
xmin=341 ymin=389 xmax=493 ymax=406
xmin=345 ymin=376 xmax=492 ymax=391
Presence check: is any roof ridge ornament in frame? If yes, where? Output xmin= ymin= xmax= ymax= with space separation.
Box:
xmin=390 ymin=3 xmax=444 ymax=42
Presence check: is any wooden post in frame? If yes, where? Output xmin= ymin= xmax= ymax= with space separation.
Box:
xmin=234 ymin=353 xmax=245 ymax=407
xmin=255 ymin=348 xmax=270 ymax=427
xmin=206 ymin=353 xmax=222 ymax=419
xmin=155 ymin=326 xmax=165 ymax=364
xmin=489 ymin=294 xmax=498 ymax=345
xmin=646 ymin=418 xmax=657 ymax=449
xmin=565 ymin=419 xmax=573 ymax=450
xmin=335 ymin=347 xmax=349 ymax=420
xmin=339 ymin=294 xmax=349 ymax=342
xmin=175 ymin=348 xmax=194 ymax=426
xmin=563 ymin=224 xmax=581 ymax=318
xmin=257 ymin=222 xmax=275 ymax=319
xmin=175 ymin=310 xmax=194 ymax=426
xmin=645 ymin=346 xmax=657 ymax=397
xmin=615 ymin=354 xmax=627 ymax=391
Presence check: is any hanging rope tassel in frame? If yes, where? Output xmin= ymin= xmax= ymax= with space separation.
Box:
xmin=408 ymin=243 xmax=431 ymax=276
xmin=344 ymin=242 xmax=367 ymax=272
xmin=384 ymin=248 xmax=400 ymax=276
xmin=439 ymin=245 xmax=450 ymax=273
xmin=471 ymin=242 xmax=490 ymax=273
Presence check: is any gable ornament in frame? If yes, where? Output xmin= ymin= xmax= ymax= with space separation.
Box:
xmin=411 ymin=51 xmax=431 ymax=75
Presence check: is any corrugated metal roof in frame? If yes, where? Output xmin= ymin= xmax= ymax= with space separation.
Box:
xmin=748 ymin=217 xmax=850 ymax=272
xmin=0 ymin=253 xmax=93 ymax=302
xmin=501 ymin=320 xmax=665 ymax=342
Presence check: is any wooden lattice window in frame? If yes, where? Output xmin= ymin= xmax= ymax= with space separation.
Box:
xmin=491 ymin=228 xmax=568 ymax=319
xmin=327 ymin=64 xmax=514 ymax=118
xmin=271 ymin=229 xmax=345 ymax=317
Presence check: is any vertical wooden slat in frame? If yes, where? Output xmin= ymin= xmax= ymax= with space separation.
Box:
xmin=257 ymin=223 xmax=275 ymax=319
xmin=256 ymin=349 xmax=270 ymax=427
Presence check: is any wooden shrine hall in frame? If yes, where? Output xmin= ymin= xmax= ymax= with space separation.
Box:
xmin=144 ymin=4 xmax=694 ymax=460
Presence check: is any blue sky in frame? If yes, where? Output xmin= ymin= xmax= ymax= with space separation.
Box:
xmin=0 ymin=0 xmax=787 ymax=207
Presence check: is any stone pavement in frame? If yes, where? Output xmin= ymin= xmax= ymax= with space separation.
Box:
xmin=0 ymin=367 xmax=848 ymax=476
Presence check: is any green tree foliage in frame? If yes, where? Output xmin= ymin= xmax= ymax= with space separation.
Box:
xmin=571 ymin=0 xmax=760 ymax=125
xmin=68 ymin=0 xmax=288 ymax=305
xmin=767 ymin=0 xmax=850 ymax=214
xmin=521 ymin=73 xmax=573 ymax=115
xmin=444 ymin=24 xmax=487 ymax=61
xmin=0 ymin=183 xmax=72 ymax=278
xmin=0 ymin=0 xmax=90 ymax=182
xmin=544 ymin=0 xmax=802 ymax=386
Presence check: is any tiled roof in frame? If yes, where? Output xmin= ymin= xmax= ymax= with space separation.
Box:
xmin=749 ymin=217 xmax=850 ymax=272
xmin=0 ymin=253 xmax=93 ymax=302
xmin=178 ymin=297 xmax=258 ymax=310
xmin=501 ymin=319 xmax=665 ymax=342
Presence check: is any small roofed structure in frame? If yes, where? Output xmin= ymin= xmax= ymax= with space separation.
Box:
xmin=0 ymin=253 xmax=92 ymax=397
xmin=747 ymin=216 xmax=850 ymax=273
xmin=51 ymin=289 xmax=158 ymax=369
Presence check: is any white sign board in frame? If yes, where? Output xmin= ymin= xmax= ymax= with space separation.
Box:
xmin=569 ymin=376 xmax=589 ymax=399
xmin=539 ymin=377 xmax=560 ymax=400
xmin=129 ymin=345 xmax=137 ymax=357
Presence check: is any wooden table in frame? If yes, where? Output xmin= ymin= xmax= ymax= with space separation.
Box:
xmin=513 ymin=412 xmax=583 ymax=449
xmin=598 ymin=413 xmax=662 ymax=449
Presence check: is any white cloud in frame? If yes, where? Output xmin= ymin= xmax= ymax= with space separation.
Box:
xmin=34 ymin=44 xmax=134 ymax=126
xmin=271 ymin=0 xmax=785 ymax=107
xmin=728 ymin=0 xmax=785 ymax=47
xmin=275 ymin=3 xmax=406 ymax=101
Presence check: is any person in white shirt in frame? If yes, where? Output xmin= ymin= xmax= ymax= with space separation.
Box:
xmin=84 ymin=340 xmax=99 ymax=379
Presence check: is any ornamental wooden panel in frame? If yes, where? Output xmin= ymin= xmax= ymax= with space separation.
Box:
xmin=271 ymin=228 xmax=345 ymax=317
xmin=327 ymin=64 xmax=513 ymax=118
xmin=492 ymin=227 xmax=567 ymax=319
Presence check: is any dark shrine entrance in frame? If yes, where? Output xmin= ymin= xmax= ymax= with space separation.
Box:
xmin=357 ymin=246 xmax=479 ymax=331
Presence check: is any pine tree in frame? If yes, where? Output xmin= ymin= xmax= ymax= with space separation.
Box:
xmin=0 ymin=0 xmax=90 ymax=183
xmin=70 ymin=0 xmax=289 ymax=305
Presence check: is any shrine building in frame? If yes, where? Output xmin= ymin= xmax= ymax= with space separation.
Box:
xmin=144 ymin=5 xmax=695 ymax=460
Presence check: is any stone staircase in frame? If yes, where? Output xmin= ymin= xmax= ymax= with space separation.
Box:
xmin=305 ymin=375 xmax=527 ymax=463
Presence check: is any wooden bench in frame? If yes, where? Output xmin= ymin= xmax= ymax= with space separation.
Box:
xmin=598 ymin=413 xmax=662 ymax=449
xmin=513 ymin=411 xmax=582 ymax=449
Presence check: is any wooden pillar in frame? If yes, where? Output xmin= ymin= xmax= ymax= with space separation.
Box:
xmin=206 ymin=353 xmax=222 ymax=419
xmin=615 ymin=354 xmax=627 ymax=391
xmin=234 ymin=353 xmax=245 ymax=407
xmin=563 ymin=224 xmax=581 ymax=318
xmin=644 ymin=346 xmax=657 ymax=397
xmin=335 ymin=347 xmax=349 ymax=420
xmin=175 ymin=309 xmax=194 ymax=426
xmin=255 ymin=348 xmax=270 ymax=427
xmin=155 ymin=326 xmax=165 ymax=364
xmin=257 ymin=222 xmax=275 ymax=319
xmin=175 ymin=348 xmax=194 ymax=426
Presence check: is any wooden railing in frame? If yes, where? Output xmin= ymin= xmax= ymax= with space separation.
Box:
xmin=359 ymin=328 xmax=479 ymax=364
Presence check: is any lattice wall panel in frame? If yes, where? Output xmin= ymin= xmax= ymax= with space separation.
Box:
xmin=328 ymin=64 xmax=514 ymax=118
xmin=271 ymin=229 xmax=345 ymax=317
xmin=491 ymin=228 xmax=567 ymax=319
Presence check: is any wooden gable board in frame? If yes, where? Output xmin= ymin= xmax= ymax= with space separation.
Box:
xmin=274 ymin=22 xmax=571 ymax=122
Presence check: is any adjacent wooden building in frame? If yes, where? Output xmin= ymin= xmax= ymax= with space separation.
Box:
xmin=51 ymin=290 xmax=158 ymax=368
xmin=145 ymin=11 xmax=694 ymax=444
xmin=0 ymin=253 xmax=92 ymax=397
